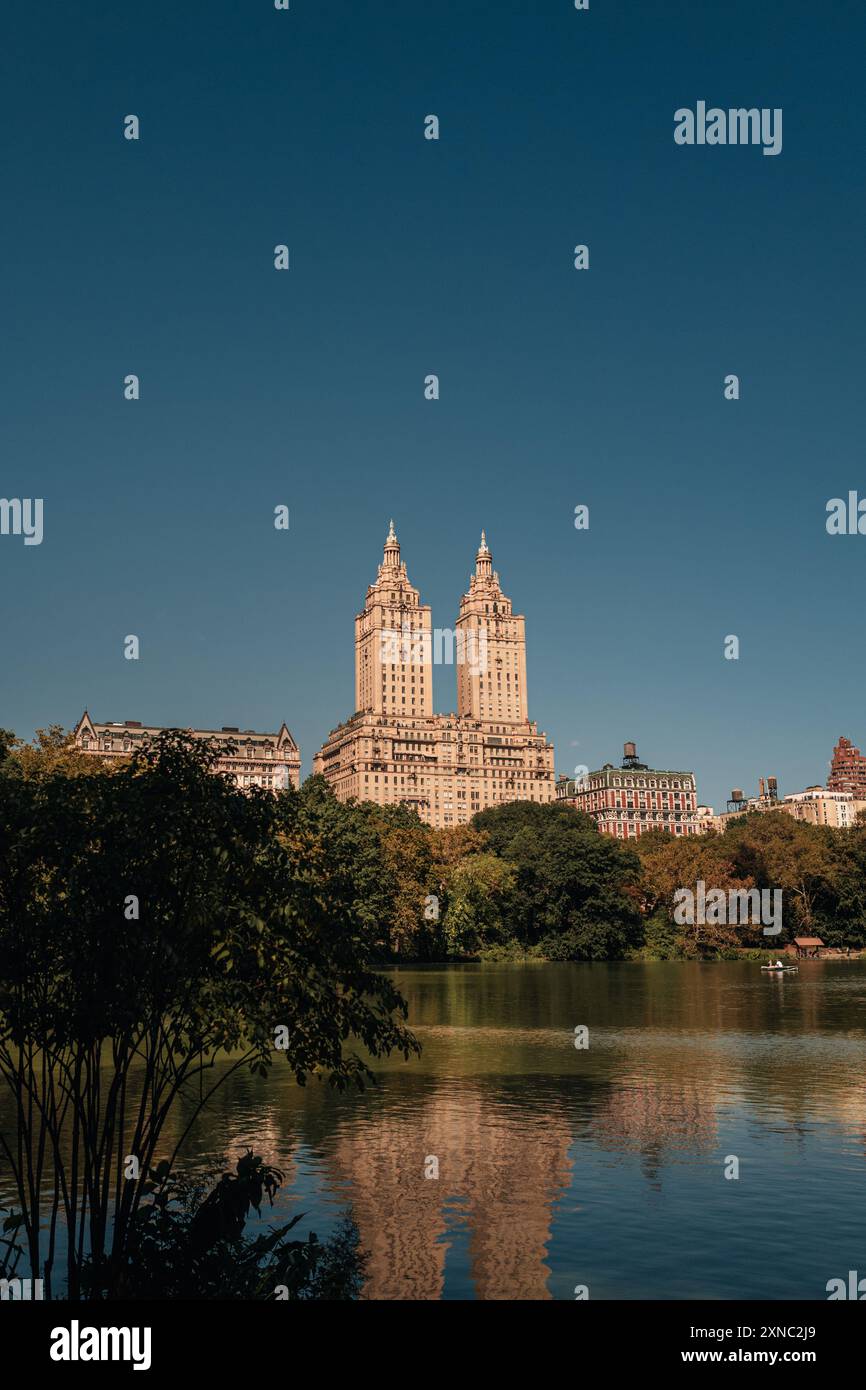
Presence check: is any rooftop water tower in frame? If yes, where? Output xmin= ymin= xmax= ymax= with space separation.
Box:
xmin=621 ymin=741 xmax=647 ymax=770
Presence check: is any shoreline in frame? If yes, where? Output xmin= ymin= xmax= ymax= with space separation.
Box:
xmin=382 ymin=949 xmax=866 ymax=967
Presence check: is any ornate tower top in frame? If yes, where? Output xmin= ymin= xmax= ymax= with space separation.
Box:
xmin=472 ymin=530 xmax=495 ymax=585
xmin=382 ymin=518 xmax=402 ymax=572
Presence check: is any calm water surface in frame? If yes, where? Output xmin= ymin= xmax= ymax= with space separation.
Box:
xmin=169 ymin=960 xmax=866 ymax=1299
xmin=4 ymin=962 xmax=864 ymax=1299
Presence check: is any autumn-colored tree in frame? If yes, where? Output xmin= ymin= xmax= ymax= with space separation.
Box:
xmin=430 ymin=823 xmax=489 ymax=872
xmin=368 ymin=805 xmax=435 ymax=955
xmin=4 ymin=724 xmax=101 ymax=779
xmin=721 ymin=812 xmax=834 ymax=934
xmin=636 ymin=831 xmax=757 ymax=956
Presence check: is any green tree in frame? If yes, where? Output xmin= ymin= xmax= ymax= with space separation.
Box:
xmin=472 ymin=802 xmax=642 ymax=959
xmin=441 ymin=852 xmax=515 ymax=955
xmin=0 ymin=733 xmax=418 ymax=1299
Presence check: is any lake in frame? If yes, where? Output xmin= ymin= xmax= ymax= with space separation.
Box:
xmin=163 ymin=959 xmax=866 ymax=1300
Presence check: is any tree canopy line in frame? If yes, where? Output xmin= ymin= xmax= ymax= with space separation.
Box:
xmin=3 ymin=726 xmax=866 ymax=965
xmin=362 ymin=788 xmax=866 ymax=961
xmin=1 ymin=726 xmax=865 ymax=1298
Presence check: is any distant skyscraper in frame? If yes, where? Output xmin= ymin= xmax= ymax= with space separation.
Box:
xmin=827 ymin=735 xmax=866 ymax=798
xmin=354 ymin=519 xmax=433 ymax=721
xmin=455 ymin=532 xmax=528 ymax=724
xmin=313 ymin=524 xmax=555 ymax=827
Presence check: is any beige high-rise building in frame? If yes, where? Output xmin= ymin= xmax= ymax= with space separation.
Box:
xmin=313 ymin=524 xmax=555 ymax=828
xmin=455 ymin=532 xmax=527 ymax=723
xmin=354 ymin=519 xmax=434 ymax=721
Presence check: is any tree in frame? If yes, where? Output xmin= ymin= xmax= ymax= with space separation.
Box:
xmin=0 ymin=733 xmax=418 ymax=1299
xmin=635 ymin=830 xmax=757 ymax=956
xmin=2 ymin=724 xmax=99 ymax=779
xmin=472 ymin=802 xmax=642 ymax=959
xmin=440 ymin=852 xmax=515 ymax=955
xmin=100 ymin=1150 xmax=366 ymax=1300
xmin=803 ymin=818 xmax=866 ymax=947
xmin=721 ymin=813 xmax=834 ymax=935
xmin=367 ymin=805 xmax=435 ymax=957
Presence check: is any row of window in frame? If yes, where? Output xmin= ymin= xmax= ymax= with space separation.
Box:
xmin=82 ymin=736 xmax=288 ymax=760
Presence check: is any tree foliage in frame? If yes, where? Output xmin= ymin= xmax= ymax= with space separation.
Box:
xmin=635 ymin=812 xmax=866 ymax=954
xmin=91 ymin=1149 xmax=365 ymax=1300
xmin=0 ymin=732 xmax=417 ymax=1298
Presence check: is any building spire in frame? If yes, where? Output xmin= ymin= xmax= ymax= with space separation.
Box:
xmin=475 ymin=529 xmax=493 ymax=579
xmin=383 ymin=517 xmax=401 ymax=570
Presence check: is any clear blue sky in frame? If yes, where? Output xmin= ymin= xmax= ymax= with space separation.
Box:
xmin=2 ymin=0 xmax=864 ymax=811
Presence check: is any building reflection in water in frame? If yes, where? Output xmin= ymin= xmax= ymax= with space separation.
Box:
xmin=590 ymin=1073 xmax=719 ymax=1190
xmin=324 ymin=1084 xmax=573 ymax=1300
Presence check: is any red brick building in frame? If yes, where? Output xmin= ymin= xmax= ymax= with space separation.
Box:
xmin=827 ymin=736 xmax=866 ymax=798
xmin=555 ymin=742 xmax=701 ymax=839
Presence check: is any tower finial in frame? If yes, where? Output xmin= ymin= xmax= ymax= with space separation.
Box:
xmin=382 ymin=518 xmax=401 ymax=569
xmin=474 ymin=529 xmax=493 ymax=579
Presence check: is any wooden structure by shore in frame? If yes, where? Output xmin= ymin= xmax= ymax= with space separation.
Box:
xmin=793 ymin=936 xmax=825 ymax=959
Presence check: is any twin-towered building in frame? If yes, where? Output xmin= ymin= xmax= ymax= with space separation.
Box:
xmin=72 ymin=525 xmax=556 ymax=827
xmin=313 ymin=523 xmax=556 ymax=827
xmin=68 ymin=545 xmax=866 ymax=842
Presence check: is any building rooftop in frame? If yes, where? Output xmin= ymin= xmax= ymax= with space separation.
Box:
xmin=74 ymin=712 xmax=298 ymax=747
